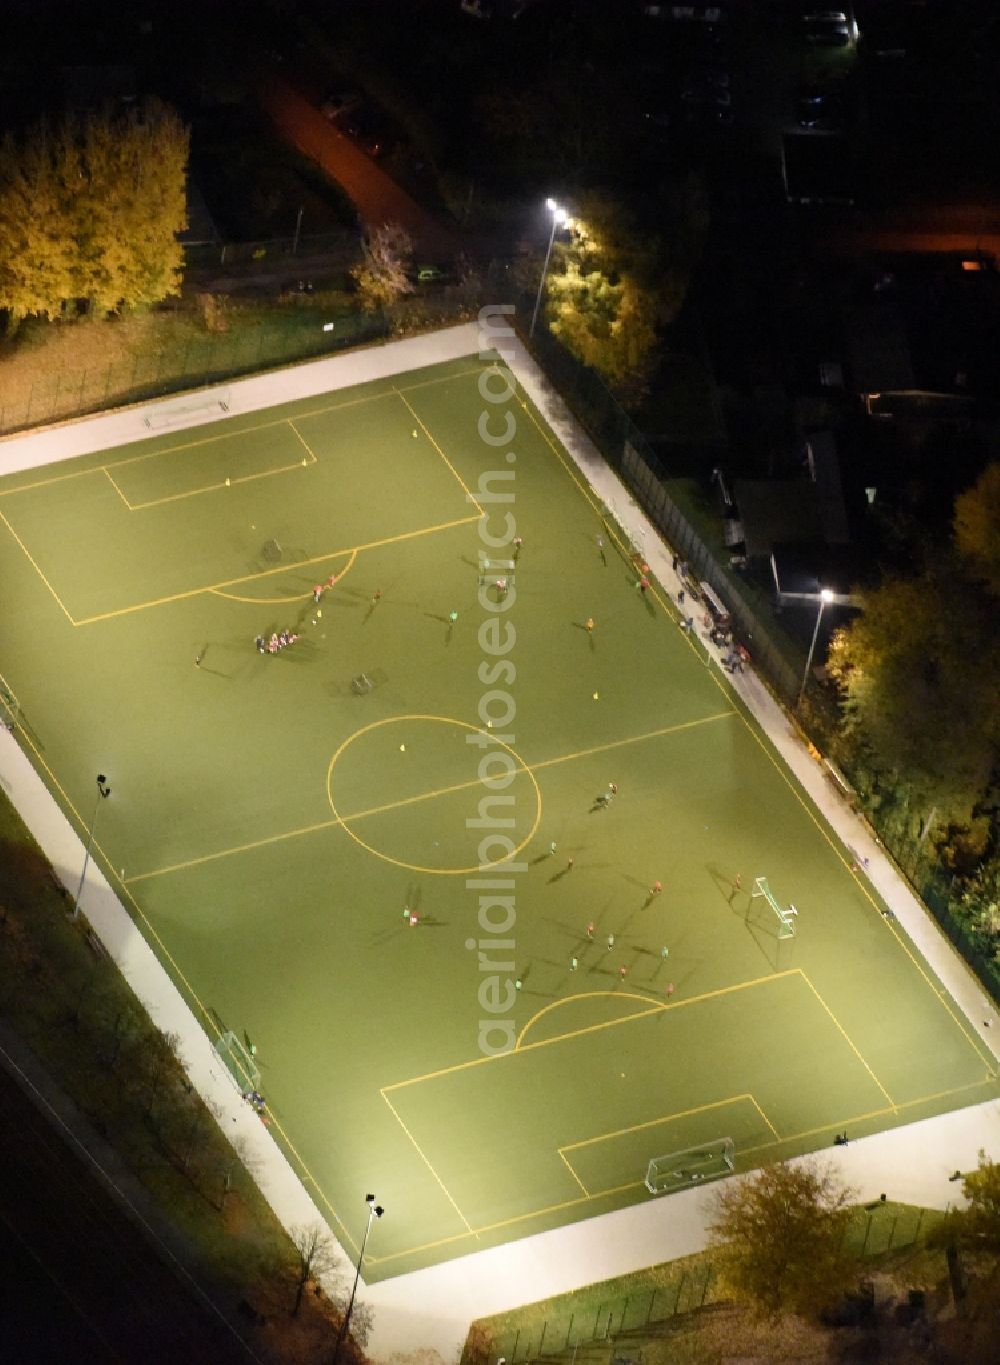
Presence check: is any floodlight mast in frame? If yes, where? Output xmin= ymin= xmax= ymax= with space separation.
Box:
xmin=333 ymin=1193 xmax=384 ymax=1361
xmin=70 ymin=773 xmax=111 ymax=921
xmin=798 ymin=588 xmax=834 ymax=710
xmin=529 ymin=198 xmax=570 ymax=338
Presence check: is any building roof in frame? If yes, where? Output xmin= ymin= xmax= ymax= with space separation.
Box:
xmin=733 ymin=479 xmax=822 ymax=560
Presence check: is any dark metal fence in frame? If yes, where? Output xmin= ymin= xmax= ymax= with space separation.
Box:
xmin=478 ymin=1202 xmax=939 ymax=1363
xmin=183 ymin=228 xmax=361 ymax=270
xmin=0 ymin=311 xmax=388 ymax=438
xmin=492 ymin=1265 xmax=714 ymax=1361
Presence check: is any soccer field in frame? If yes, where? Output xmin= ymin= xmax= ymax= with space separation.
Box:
xmin=1 ymin=351 xmax=996 ymax=1280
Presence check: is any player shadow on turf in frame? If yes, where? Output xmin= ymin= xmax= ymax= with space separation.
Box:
xmin=743 ymin=909 xmax=784 ymax=972
xmin=707 ymin=863 xmax=745 ymax=911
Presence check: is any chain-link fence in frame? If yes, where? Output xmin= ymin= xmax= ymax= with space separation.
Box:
xmin=0 ymin=311 xmax=388 ymax=438
xmin=183 ymin=228 xmax=361 ymax=270
xmin=485 ymin=1266 xmax=714 ymax=1362
xmin=473 ymin=1202 xmax=939 ymax=1364
xmin=918 ymin=873 xmax=1000 ymax=1002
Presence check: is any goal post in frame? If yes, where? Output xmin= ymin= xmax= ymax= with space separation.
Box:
xmin=751 ymin=876 xmax=798 ymax=939
xmin=214 ymin=1030 xmax=260 ymax=1093
xmin=645 ymin=1138 xmax=735 ymax=1195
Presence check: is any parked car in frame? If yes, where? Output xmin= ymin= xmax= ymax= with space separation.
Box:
xmin=409 ymin=263 xmax=455 ymax=286
xmin=802 ymin=19 xmax=851 ymax=46
xmin=342 ymin=106 xmax=394 ymax=158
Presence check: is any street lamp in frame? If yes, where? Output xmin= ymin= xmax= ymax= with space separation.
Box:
xmin=70 ymin=773 xmax=111 ymax=922
xmin=333 ymin=1192 xmax=384 ymax=1362
xmin=529 ymin=197 xmax=570 ymax=338
xmin=797 ymin=589 xmax=834 ymax=710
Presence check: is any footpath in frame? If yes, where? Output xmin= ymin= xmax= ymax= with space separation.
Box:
xmin=1 ymin=320 xmax=998 ymax=1365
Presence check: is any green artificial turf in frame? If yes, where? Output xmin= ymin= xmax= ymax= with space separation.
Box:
xmin=0 ymin=354 xmax=995 ymax=1280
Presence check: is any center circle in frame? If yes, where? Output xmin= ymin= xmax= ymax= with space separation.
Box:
xmin=326 ymin=715 xmax=542 ymax=875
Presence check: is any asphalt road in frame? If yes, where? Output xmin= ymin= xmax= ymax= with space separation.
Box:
xmin=0 ymin=1059 xmax=255 ymax=1365
xmin=258 ymin=75 xmax=459 ymax=260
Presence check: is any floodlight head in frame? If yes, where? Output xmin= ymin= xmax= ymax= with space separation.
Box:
xmin=545 ymin=196 xmax=557 ymax=211
xmin=365 ymin=1192 xmax=376 ymax=1204
xmin=374 ymin=1204 xmax=384 ymax=1219
xmin=554 ymin=208 xmax=569 ymax=226
xmin=97 ymin=773 xmax=106 ymax=785
xmin=820 ymin=588 xmax=834 ymax=603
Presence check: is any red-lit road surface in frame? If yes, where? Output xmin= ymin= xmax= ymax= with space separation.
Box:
xmin=822 ymin=205 xmax=1000 ymax=262
xmin=258 ymin=77 xmax=460 ymax=260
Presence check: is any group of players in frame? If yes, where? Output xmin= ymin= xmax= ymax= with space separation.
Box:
xmin=255 ymin=630 xmax=300 ymax=655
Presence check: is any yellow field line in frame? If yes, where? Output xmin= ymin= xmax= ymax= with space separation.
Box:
xmin=751 ymin=1094 xmax=781 ymax=1140
xmin=0 ymin=509 xmax=76 ymax=625
xmin=800 ymin=971 xmax=897 ymax=1111
xmin=503 ymin=360 xmax=996 ymax=1078
xmin=510 ymin=374 xmax=732 ymax=684
xmin=558 ymin=1149 xmax=590 ymax=1196
xmin=103 ymin=466 xmax=132 ymax=508
xmin=385 ymin=971 xmax=799 ymax=1094
xmin=516 ymin=990 xmax=667 ymax=1051
xmin=527 ymin=709 xmax=734 ymax=780
xmin=559 ymin=1094 xmax=759 ymax=1155
xmin=0 ymin=362 xmax=489 ymax=500
xmin=395 ymin=388 xmax=484 ymax=515
xmin=124 ymin=815 xmax=343 ymax=884
xmin=381 ymin=1091 xmax=473 ymax=1233
xmin=370 ymin=1073 xmax=1000 ymax=1266
xmin=123 ymin=458 xmax=314 ymax=511
xmin=210 ymin=547 xmax=359 ymax=606
xmin=0 ymin=706 xmax=372 ymax=1261
xmin=127 ymin=711 xmax=734 ymax=882
xmin=286 ymin=418 xmax=319 ymax=466
xmin=73 ymin=514 xmax=480 ymax=625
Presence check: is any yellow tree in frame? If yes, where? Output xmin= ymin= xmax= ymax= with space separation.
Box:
xmin=350 ymin=223 xmax=414 ymax=312
xmin=0 ymin=100 xmax=187 ymax=329
xmin=708 ymin=1161 xmax=857 ymax=1318
xmin=955 ymin=462 xmax=1000 ymax=598
xmin=544 ymin=190 xmax=697 ymax=405
xmin=826 ymin=568 xmax=999 ymax=806
xmin=0 ymin=127 xmax=76 ymax=332
xmin=73 ymin=100 xmax=188 ymax=314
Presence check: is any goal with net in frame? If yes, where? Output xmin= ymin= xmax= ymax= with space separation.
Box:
xmin=645 ymin=1138 xmax=735 ymax=1195
xmin=751 ymin=876 xmax=798 ymax=939
xmin=214 ymin=1030 xmax=260 ymax=1093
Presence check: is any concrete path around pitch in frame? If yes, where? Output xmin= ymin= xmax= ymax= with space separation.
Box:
xmin=2 ymin=315 xmax=999 ymax=1365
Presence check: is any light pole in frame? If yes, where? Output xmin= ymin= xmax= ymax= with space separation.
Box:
xmin=529 ymin=198 xmax=569 ymax=338
xmin=333 ymin=1193 xmax=383 ymax=1362
xmin=798 ymin=588 xmax=834 ymax=710
xmin=70 ymin=773 xmax=111 ymax=921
